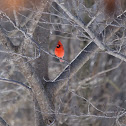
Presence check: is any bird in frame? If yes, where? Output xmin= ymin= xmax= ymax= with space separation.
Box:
xmin=54 ymin=40 xmax=64 ymax=62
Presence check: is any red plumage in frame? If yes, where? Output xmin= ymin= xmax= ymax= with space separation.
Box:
xmin=54 ymin=40 xmax=64 ymax=62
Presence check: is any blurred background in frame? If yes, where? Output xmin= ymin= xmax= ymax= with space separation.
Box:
xmin=0 ymin=0 xmax=126 ymax=126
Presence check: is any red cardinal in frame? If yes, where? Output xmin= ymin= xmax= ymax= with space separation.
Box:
xmin=55 ymin=40 xmax=64 ymax=62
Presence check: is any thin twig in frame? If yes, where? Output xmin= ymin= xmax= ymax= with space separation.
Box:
xmin=0 ymin=77 xmax=31 ymax=91
xmin=54 ymin=0 xmax=126 ymax=62
xmin=0 ymin=116 xmax=9 ymax=126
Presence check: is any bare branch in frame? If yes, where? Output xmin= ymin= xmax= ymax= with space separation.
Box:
xmin=27 ymin=0 xmax=52 ymax=36
xmin=54 ymin=0 xmax=126 ymax=62
xmin=46 ymin=42 xmax=98 ymax=95
xmin=0 ymin=116 xmax=9 ymax=126
xmin=0 ymin=2 xmax=55 ymax=125
xmin=33 ymin=95 xmax=46 ymax=126
xmin=0 ymin=77 xmax=31 ymax=91
xmin=46 ymin=4 xmax=126 ymax=95
xmin=76 ymin=61 xmax=122 ymax=90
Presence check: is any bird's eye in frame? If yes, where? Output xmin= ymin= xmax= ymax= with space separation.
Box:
xmin=57 ymin=45 xmax=60 ymax=48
